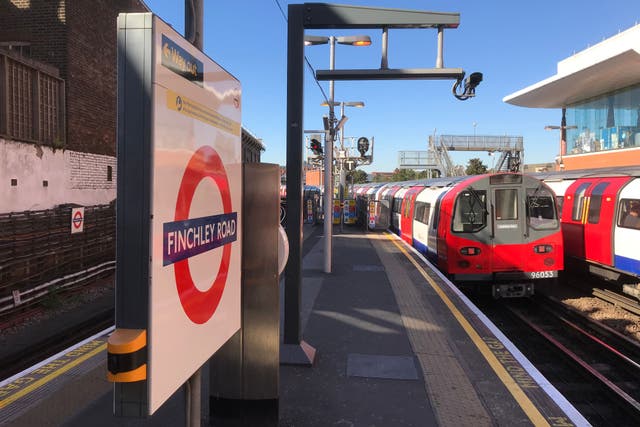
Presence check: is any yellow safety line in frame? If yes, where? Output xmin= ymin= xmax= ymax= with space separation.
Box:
xmin=384 ymin=232 xmax=551 ymax=427
xmin=0 ymin=342 xmax=107 ymax=409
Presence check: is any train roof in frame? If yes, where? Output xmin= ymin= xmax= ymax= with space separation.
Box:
xmin=531 ymin=166 xmax=640 ymax=181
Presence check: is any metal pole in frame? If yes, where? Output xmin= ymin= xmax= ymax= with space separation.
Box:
xmin=339 ymin=102 xmax=345 ymax=232
xmin=324 ymin=36 xmax=335 ymax=273
xmin=185 ymin=0 xmax=203 ymax=50
xmin=284 ymin=4 xmax=304 ymax=344
xmin=436 ymin=25 xmax=443 ymax=68
xmin=185 ymin=4 xmax=203 ymax=425
xmin=186 ymin=369 xmax=201 ymax=427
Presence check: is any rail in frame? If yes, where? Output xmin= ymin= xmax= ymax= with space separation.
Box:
xmin=593 ymin=288 xmax=640 ymax=316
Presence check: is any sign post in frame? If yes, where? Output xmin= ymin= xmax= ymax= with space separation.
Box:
xmin=112 ymin=13 xmax=242 ymax=418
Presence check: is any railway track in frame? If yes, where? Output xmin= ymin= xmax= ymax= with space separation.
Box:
xmin=477 ymin=295 xmax=640 ymax=426
xmin=593 ymin=288 xmax=640 ymax=316
xmin=0 ymin=307 xmax=113 ymax=381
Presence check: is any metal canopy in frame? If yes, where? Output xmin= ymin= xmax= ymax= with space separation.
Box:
xmin=316 ymin=68 xmax=464 ymax=81
xmin=301 ymin=3 xmax=459 ymax=29
xmin=284 ymin=3 xmax=465 ymax=366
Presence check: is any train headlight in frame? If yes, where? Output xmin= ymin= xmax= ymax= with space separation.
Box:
xmin=460 ymin=247 xmax=481 ymax=256
xmin=534 ymin=244 xmax=553 ymax=254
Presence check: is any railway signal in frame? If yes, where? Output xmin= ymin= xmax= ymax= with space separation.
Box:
xmin=310 ymin=136 xmax=323 ymax=156
xmin=357 ymin=137 xmax=369 ymax=157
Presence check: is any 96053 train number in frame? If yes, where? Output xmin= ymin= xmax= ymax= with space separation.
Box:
xmin=526 ymin=271 xmax=557 ymax=279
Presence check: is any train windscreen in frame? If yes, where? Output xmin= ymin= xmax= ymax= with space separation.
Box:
xmin=526 ymin=187 xmax=558 ymax=230
xmin=452 ymin=189 xmax=487 ymax=233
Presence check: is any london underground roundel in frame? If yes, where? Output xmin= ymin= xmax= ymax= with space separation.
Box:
xmin=165 ymin=145 xmax=236 ymax=324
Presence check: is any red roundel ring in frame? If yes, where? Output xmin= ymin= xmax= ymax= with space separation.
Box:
xmin=173 ymin=146 xmax=232 ymax=324
xmin=72 ymin=210 xmax=83 ymax=228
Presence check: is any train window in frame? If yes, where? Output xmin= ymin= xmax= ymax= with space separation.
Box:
xmin=527 ymin=188 xmax=558 ymax=230
xmin=618 ymin=199 xmax=640 ymax=230
xmin=452 ymin=189 xmax=486 ymax=233
xmin=414 ymin=201 xmax=431 ymax=225
xmin=571 ymin=182 xmax=591 ymax=222
xmin=556 ymin=196 xmax=564 ymax=216
xmin=495 ymin=189 xmax=518 ymax=220
xmin=432 ymin=198 xmax=442 ymax=230
xmin=587 ymin=182 xmax=609 ymax=224
xmin=393 ymin=196 xmax=402 ymax=214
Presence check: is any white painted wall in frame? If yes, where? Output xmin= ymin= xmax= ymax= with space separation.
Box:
xmin=0 ymin=138 xmax=116 ymax=213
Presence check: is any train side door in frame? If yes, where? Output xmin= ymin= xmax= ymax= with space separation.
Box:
xmin=583 ymin=177 xmax=631 ymax=266
xmin=562 ymin=180 xmax=593 ymax=259
xmin=400 ymin=187 xmax=420 ymax=244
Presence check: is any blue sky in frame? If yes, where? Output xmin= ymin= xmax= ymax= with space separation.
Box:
xmin=144 ymin=0 xmax=639 ymax=173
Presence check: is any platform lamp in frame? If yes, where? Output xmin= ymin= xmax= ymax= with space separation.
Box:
xmin=304 ymin=33 xmax=371 ymax=274
xmin=545 ymin=108 xmax=577 ymax=170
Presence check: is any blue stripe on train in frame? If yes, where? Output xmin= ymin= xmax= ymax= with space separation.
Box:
xmin=614 ymin=254 xmax=640 ymax=277
xmin=413 ymin=239 xmax=438 ymax=263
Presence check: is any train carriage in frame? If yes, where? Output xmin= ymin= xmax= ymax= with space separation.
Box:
xmin=540 ymin=166 xmax=640 ymax=282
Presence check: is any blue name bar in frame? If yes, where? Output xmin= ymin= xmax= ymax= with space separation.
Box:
xmin=161 ymin=34 xmax=204 ymax=87
xmin=163 ymin=212 xmax=237 ymax=266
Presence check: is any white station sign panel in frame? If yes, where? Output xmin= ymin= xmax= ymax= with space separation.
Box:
xmin=149 ymin=16 xmax=241 ymax=413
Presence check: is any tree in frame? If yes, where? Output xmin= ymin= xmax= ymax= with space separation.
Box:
xmin=417 ymin=169 xmax=440 ymax=179
xmin=465 ymin=158 xmax=488 ymax=175
xmin=348 ymin=169 xmax=368 ymax=184
xmin=391 ymin=168 xmax=416 ymax=182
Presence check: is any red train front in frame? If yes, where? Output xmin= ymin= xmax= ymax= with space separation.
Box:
xmin=435 ymin=173 xmax=563 ymax=296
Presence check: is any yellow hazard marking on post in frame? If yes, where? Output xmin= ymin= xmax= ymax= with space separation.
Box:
xmin=166 ymin=89 xmax=241 ymax=136
xmin=384 ymin=232 xmax=556 ymax=427
xmin=0 ymin=342 xmax=106 ymax=409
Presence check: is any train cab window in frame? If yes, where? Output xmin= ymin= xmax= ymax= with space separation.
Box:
xmin=571 ymin=182 xmax=591 ymax=222
xmin=587 ymin=182 xmax=609 ymax=224
xmin=414 ymin=201 xmax=431 ymax=225
xmin=618 ymin=199 xmax=640 ymax=230
xmin=495 ymin=189 xmax=518 ymax=220
xmin=527 ymin=188 xmax=558 ymax=230
xmin=452 ymin=189 xmax=486 ymax=233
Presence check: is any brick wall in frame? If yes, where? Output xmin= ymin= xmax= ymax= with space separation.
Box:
xmin=66 ymin=0 xmax=148 ymax=155
xmin=0 ymin=1 xmax=68 ymax=76
xmin=68 ymin=151 xmax=117 ymax=190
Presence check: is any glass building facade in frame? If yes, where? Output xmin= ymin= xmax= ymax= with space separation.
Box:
xmin=566 ymin=84 xmax=640 ymax=155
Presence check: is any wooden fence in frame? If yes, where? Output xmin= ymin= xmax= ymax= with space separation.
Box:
xmin=0 ymin=203 xmax=115 ymax=316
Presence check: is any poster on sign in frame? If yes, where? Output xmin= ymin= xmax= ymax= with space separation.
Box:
xmin=149 ymin=16 xmax=242 ymax=413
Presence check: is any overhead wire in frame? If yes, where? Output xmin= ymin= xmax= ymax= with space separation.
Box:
xmin=272 ymin=0 xmax=330 ymax=105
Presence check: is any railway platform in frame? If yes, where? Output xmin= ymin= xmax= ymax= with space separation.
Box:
xmin=0 ymin=225 xmax=588 ymax=426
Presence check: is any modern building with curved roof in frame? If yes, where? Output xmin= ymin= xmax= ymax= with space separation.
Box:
xmin=504 ymin=24 xmax=640 ymax=171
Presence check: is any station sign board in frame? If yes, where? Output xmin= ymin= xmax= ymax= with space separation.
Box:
xmin=71 ymin=207 xmax=84 ymax=234
xmin=115 ymin=13 xmax=241 ymax=415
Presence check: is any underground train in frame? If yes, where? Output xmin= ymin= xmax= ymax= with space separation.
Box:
xmin=354 ymin=173 xmax=564 ymax=297
xmin=537 ymin=166 xmax=640 ymax=282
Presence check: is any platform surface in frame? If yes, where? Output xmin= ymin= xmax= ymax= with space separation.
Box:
xmin=0 ymin=225 xmax=588 ymax=426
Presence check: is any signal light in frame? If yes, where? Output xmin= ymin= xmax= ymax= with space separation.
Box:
xmin=310 ymin=138 xmax=323 ymax=156
xmin=357 ymin=137 xmax=369 ymax=157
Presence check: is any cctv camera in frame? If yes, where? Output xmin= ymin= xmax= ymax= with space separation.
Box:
xmin=453 ymin=71 xmax=483 ymax=101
